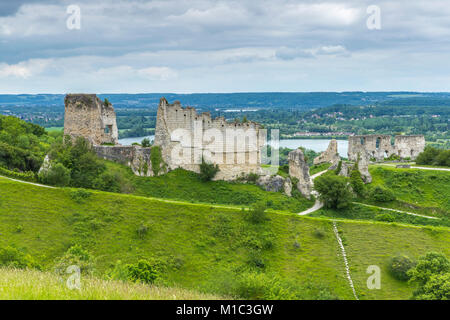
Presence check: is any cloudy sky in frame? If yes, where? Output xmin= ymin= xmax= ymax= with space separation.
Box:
xmin=1 ymin=0 xmax=450 ymax=93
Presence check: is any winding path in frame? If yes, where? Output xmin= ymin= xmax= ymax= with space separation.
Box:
xmin=352 ymin=202 xmax=439 ymax=220
xmin=297 ymin=170 xmax=328 ymax=216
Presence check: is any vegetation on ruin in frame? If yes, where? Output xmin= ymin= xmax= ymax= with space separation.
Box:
xmin=150 ymin=145 xmax=163 ymax=176
xmin=1 ymin=176 xmax=449 ymax=299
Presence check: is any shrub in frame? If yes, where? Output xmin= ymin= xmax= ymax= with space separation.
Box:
xmin=141 ymin=138 xmax=151 ymax=148
xmin=150 ymin=145 xmax=163 ymax=176
xmin=314 ymin=175 xmax=352 ymax=209
xmin=370 ymin=186 xmax=396 ymax=202
xmin=0 ymin=246 xmax=40 ymax=269
xmin=70 ymin=189 xmax=92 ymax=203
xmin=247 ymin=202 xmax=267 ymax=224
xmin=389 ymin=255 xmax=415 ymax=281
xmin=92 ymin=171 xmax=122 ymax=192
xmin=0 ymin=166 xmax=36 ymax=182
xmin=199 ymin=158 xmax=219 ymax=182
xmin=125 ymin=260 xmax=159 ymax=284
xmin=54 ymin=245 xmax=95 ymax=276
xmin=136 ymin=224 xmax=149 ymax=239
xmin=349 ymin=167 xmax=365 ymax=197
xmin=313 ymin=229 xmax=326 ymax=239
xmin=334 ymin=160 xmax=342 ymax=175
xmin=416 ymin=146 xmax=450 ymax=167
xmin=375 ymin=213 xmax=395 ymax=222
xmin=408 ymin=252 xmax=450 ymax=299
xmin=39 ymin=162 xmax=71 ymax=187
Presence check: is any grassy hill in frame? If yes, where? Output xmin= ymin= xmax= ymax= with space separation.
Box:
xmin=0 ymin=268 xmax=224 ymax=300
xmin=367 ymin=166 xmax=450 ymax=217
xmin=105 ymin=162 xmax=314 ymax=213
xmin=1 ymin=176 xmax=449 ymax=299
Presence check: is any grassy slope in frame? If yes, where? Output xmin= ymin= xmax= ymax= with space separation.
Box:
xmin=106 ymin=162 xmax=314 ymax=213
xmin=1 ymin=177 xmax=450 ymax=299
xmin=367 ymin=166 xmax=450 ymax=217
xmin=0 ymin=268 xmax=224 ymax=300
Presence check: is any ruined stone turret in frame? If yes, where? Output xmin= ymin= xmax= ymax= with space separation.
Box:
xmin=288 ymin=149 xmax=313 ymax=199
xmin=64 ymin=94 xmax=118 ymax=145
xmin=313 ymin=139 xmax=340 ymax=165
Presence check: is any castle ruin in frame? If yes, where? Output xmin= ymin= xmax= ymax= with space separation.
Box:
xmin=64 ymin=94 xmax=118 ymax=145
xmin=348 ymin=135 xmax=425 ymax=161
xmin=154 ymin=98 xmax=266 ymax=180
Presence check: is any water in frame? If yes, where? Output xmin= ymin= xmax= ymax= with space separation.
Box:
xmin=118 ymin=136 xmax=349 ymax=157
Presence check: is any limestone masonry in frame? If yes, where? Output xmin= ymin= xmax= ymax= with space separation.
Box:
xmin=313 ymin=139 xmax=340 ymax=165
xmin=154 ymin=98 xmax=266 ymax=180
xmin=64 ymin=94 xmax=118 ymax=145
xmin=348 ymin=134 xmax=425 ymax=161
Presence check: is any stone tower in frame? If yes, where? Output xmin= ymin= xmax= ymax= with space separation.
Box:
xmin=64 ymin=94 xmax=118 ymax=145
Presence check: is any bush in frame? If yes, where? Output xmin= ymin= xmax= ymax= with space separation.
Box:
xmin=70 ymin=189 xmax=92 ymax=203
xmin=389 ymin=255 xmax=415 ymax=281
xmin=314 ymin=175 xmax=352 ymax=209
xmin=408 ymin=252 xmax=450 ymax=299
xmin=199 ymin=158 xmax=219 ymax=182
xmin=247 ymin=202 xmax=267 ymax=224
xmin=0 ymin=166 xmax=36 ymax=182
xmin=125 ymin=260 xmax=159 ymax=284
xmin=136 ymin=224 xmax=149 ymax=239
xmin=92 ymin=171 xmax=124 ymax=192
xmin=350 ymin=167 xmax=365 ymax=197
xmin=0 ymin=246 xmax=40 ymax=269
xmin=370 ymin=186 xmax=396 ymax=202
xmin=150 ymin=145 xmax=163 ymax=176
xmin=39 ymin=162 xmax=71 ymax=187
xmin=375 ymin=213 xmax=395 ymax=222
xmin=54 ymin=245 xmax=95 ymax=276
xmin=416 ymin=146 xmax=450 ymax=167
xmin=141 ymin=138 xmax=151 ymax=148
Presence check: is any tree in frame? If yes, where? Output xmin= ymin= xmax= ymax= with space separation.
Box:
xmin=314 ymin=174 xmax=352 ymax=209
xmin=349 ymin=163 xmax=365 ymax=197
xmin=388 ymin=255 xmax=415 ymax=281
xmin=199 ymin=158 xmax=219 ymax=182
xmin=408 ymin=252 xmax=450 ymax=299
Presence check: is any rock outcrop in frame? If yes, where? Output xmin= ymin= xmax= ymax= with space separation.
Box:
xmin=313 ymin=139 xmax=340 ymax=165
xmin=288 ymin=149 xmax=313 ymax=199
xmin=256 ymin=175 xmax=293 ymax=196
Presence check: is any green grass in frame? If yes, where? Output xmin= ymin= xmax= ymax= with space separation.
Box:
xmin=1 ymin=176 xmax=450 ymax=299
xmin=44 ymin=127 xmax=63 ymax=132
xmin=105 ymin=161 xmax=314 ymax=213
xmin=310 ymin=204 xmax=450 ymax=228
xmin=366 ymin=166 xmax=450 ymax=217
xmin=309 ymin=163 xmax=331 ymax=176
xmin=0 ymin=268 xmax=225 ymax=300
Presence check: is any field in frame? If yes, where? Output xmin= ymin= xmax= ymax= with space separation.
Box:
xmin=366 ymin=166 xmax=450 ymax=217
xmin=1 ymin=176 xmax=449 ymax=299
xmin=0 ymin=268 xmax=224 ymax=300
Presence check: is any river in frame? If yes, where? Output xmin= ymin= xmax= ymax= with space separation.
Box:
xmin=118 ymin=136 xmax=349 ymax=157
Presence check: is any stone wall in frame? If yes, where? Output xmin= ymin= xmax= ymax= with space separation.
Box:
xmin=154 ymin=98 xmax=265 ymax=180
xmin=348 ymin=134 xmax=425 ymax=161
xmin=288 ymin=149 xmax=313 ymax=199
xmin=64 ymin=94 xmax=119 ymax=145
xmin=313 ymin=139 xmax=340 ymax=165
xmin=93 ymin=145 xmax=163 ymax=177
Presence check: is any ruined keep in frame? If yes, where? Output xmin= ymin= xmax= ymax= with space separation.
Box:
xmin=63 ymin=94 xmax=157 ymax=176
xmin=64 ymin=94 xmax=118 ymax=145
xmin=313 ymin=139 xmax=340 ymax=165
xmin=288 ymin=149 xmax=313 ymax=199
xmin=154 ymin=98 xmax=266 ymax=180
xmin=348 ymin=135 xmax=425 ymax=161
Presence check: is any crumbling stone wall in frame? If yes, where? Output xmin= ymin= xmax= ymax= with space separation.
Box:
xmin=94 ymin=145 xmax=165 ymax=177
xmin=64 ymin=94 xmax=119 ymax=145
xmin=313 ymin=139 xmax=340 ymax=165
xmin=154 ymin=98 xmax=265 ymax=180
xmin=288 ymin=149 xmax=313 ymax=199
xmin=348 ymin=134 xmax=425 ymax=161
